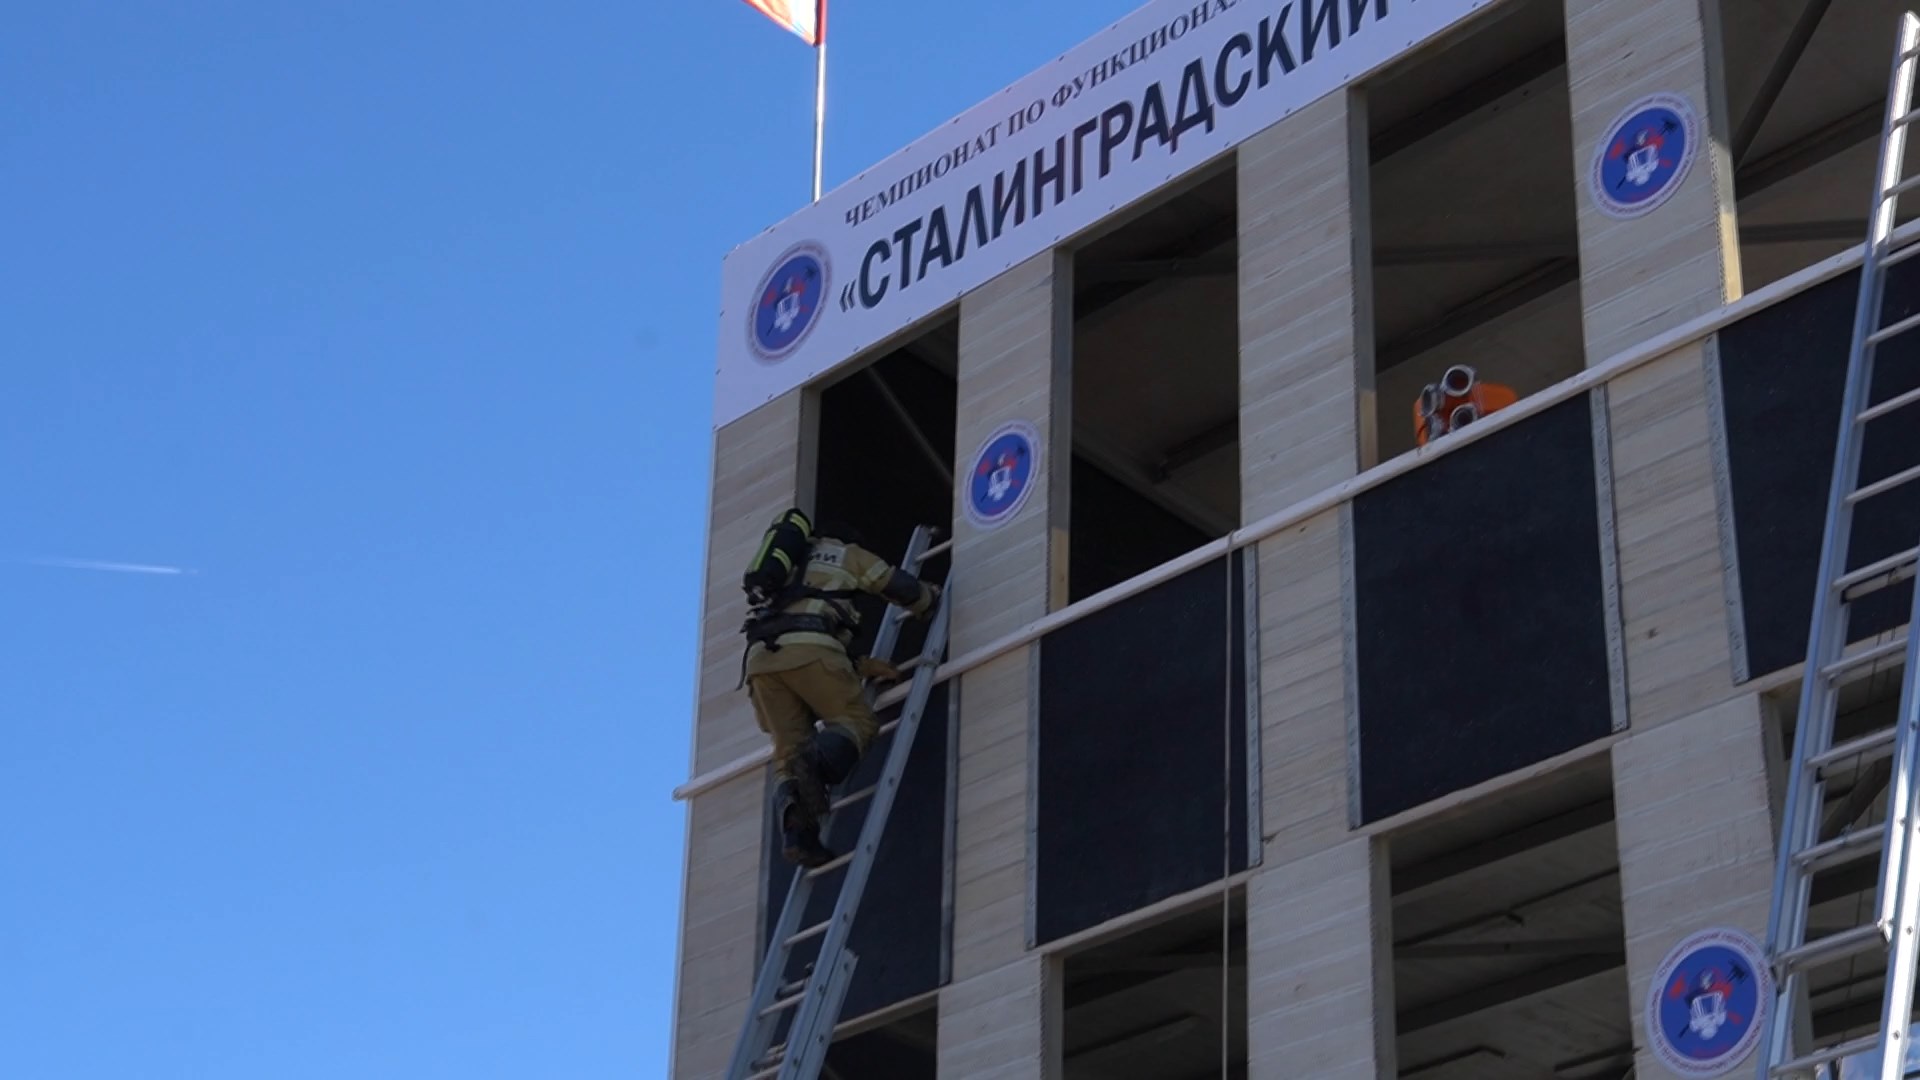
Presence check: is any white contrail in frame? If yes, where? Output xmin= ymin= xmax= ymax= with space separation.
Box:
xmin=16 ymin=557 xmax=197 ymax=576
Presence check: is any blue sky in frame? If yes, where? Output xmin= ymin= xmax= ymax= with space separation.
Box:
xmin=0 ymin=2 xmax=1131 ymax=1077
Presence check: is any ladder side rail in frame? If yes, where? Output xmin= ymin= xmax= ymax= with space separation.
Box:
xmin=1760 ymin=16 xmax=1920 ymax=1077
xmin=730 ymin=864 xmax=818 ymax=1077
xmin=859 ymin=527 xmax=937 ymax=680
xmin=1875 ymin=598 xmax=1920 ymax=1080
xmin=780 ymin=577 xmax=953 ymax=1080
xmin=786 ymin=951 xmax=858 ymax=1080
xmin=1867 ymin=11 xmax=1920 ymax=942
xmin=723 ymin=524 xmax=939 ymax=1080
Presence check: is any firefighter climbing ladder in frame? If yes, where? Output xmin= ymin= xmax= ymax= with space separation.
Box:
xmin=1756 ymin=12 xmax=1920 ymax=1079
xmin=724 ymin=524 xmax=954 ymax=1080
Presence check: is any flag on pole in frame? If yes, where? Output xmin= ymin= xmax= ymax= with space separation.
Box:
xmin=741 ymin=0 xmax=822 ymax=46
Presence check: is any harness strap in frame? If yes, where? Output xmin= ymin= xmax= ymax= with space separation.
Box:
xmin=736 ymin=610 xmax=853 ymax=688
xmin=735 ymin=581 xmax=866 ymax=688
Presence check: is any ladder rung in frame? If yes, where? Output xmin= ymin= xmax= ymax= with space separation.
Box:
xmin=1821 ymin=634 xmax=1912 ymax=682
xmin=1882 ymin=228 xmax=1920 ymax=271
xmin=1889 ymin=174 xmax=1920 ymax=203
xmin=759 ymin=989 xmax=805 ymax=1019
xmin=753 ymin=1042 xmax=788 ymax=1071
xmin=1847 ymin=462 xmax=1920 ymax=505
xmin=1899 ymin=106 xmax=1920 ymax=128
xmin=1860 ymin=384 xmax=1920 ymax=423
xmin=830 ymin=785 xmax=875 ymax=812
xmin=777 ymin=976 xmax=808 ymax=998
xmin=1792 ymin=827 xmax=1885 ymax=875
xmin=1771 ymin=1033 xmax=1884 ymax=1078
xmin=915 ymin=537 xmax=953 ymax=564
xmin=1867 ymin=307 xmax=1920 ymax=345
xmin=785 ymin=921 xmax=829 ymax=948
xmin=806 ymin=852 xmax=854 ymax=878
xmin=1836 ymin=546 xmax=1920 ymax=600
xmin=1810 ymin=727 xmax=1900 ymax=774
xmin=1777 ymin=921 xmax=1888 ymax=975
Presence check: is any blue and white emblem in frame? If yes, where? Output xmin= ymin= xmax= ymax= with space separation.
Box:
xmin=1646 ymin=927 xmax=1770 ymax=1077
xmin=964 ymin=421 xmax=1040 ymax=530
xmin=748 ymin=242 xmax=829 ymax=362
xmin=1591 ymin=93 xmax=1696 ymax=219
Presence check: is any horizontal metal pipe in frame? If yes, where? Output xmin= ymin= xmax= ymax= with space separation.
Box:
xmin=671 ymin=216 xmax=1920 ymax=802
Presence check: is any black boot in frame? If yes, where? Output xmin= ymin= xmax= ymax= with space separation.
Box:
xmin=786 ymin=746 xmax=831 ymax=822
xmin=789 ymin=727 xmax=861 ymax=821
xmin=812 ymin=727 xmax=861 ymax=784
xmin=781 ymin=804 xmax=835 ymax=868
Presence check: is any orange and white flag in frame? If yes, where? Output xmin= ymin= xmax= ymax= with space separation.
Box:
xmin=741 ymin=0 xmax=821 ymax=46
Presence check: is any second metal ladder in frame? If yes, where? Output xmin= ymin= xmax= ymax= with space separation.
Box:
xmin=723 ymin=524 xmax=954 ymax=1080
xmin=1756 ymin=11 xmax=1920 ymax=1079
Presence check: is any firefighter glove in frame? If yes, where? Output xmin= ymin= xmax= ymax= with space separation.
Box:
xmin=911 ymin=582 xmax=941 ymax=619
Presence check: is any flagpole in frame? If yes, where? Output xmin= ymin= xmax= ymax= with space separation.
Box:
xmin=812 ymin=0 xmax=827 ymax=202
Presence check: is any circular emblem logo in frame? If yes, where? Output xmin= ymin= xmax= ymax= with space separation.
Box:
xmin=964 ymin=421 xmax=1040 ymax=530
xmin=1591 ymin=92 xmax=1697 ymax=219
xmin=748 ymin=242 xmax=829 ymax=362
xmin=1645 ymin=926 xmax=1771 ymax=1077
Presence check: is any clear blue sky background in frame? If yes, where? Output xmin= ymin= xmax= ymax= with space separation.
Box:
xmin=0 ymin=2 xmax=1131 ymax=1077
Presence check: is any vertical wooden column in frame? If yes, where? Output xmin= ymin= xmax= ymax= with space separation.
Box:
xmin=1608 ymin=342 xmax=1738 ymax=724
xmin=950 ymin=250 xmax=1073 ymax=658
xmin=1247 ymin=838 xmax=1396 ymax=1079
xmin=1564 ymin=0 xmax=1743 ymax=727
xmin=1238 ymin=90 xmax=1375 ymax=525
xmin=1564 ymin=0 xmax=1742 ymax=362
xmin=1611 ymin=693 xmax=1777 ymax=1078
xmin=938 ymin=953 xmax=1061 ymax=1080
xmin=690 ymin=396 xmax=813 ymax=773
xmin=672 ymin=397 xmax=812 ymax=1078
xmin=1246 ymin=508 xmax=1395 ymax=1078
xmin=937 ymin=249 xmax=1072 ymax=1079
xmin=668 ymin=776 xmax=766 ymax=1079
xmin=1236 ymin=82 xmax=1391 ymax=1078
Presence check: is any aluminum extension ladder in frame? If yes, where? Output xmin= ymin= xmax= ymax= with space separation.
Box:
xmin=723 ymin=524 xmax=954 ymax=1080
xmin=1756 ymin=12 xmax=1920 ymax=1079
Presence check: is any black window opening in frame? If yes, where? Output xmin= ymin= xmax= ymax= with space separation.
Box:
xmin=1059 ymin=894 xmax=1247 ymax=1080
xmin=1722 ymin=0 xmax=1920 ymax=292
xmin=1067 ymin=160 xmax=1241 ymax=603
xmin=1387 ymin=760 xmax=1630 ymax=1078
xmin=1361 ymin=0 xmax=1586 ymax=462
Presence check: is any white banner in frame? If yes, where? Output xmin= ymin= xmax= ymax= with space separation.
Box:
xmin=714 ymin=0 xmax=1494 ymax=430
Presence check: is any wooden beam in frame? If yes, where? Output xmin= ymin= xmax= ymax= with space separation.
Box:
xmin=1377 ymin=258 xmax=1580 ymax=371
xmin=1553 ymin=1043 xmax=1636 ymax=1078
xmin=1073 ymin=217 xmax=1238 ymax=324
xmin=1733 ymin=0 xmax=1835 ymax=166
xmin=1370 ymin=39 xmax=1568 ymax=162
xmin=1077 ymin=254 xmax=1236 ymax=282
xmin=1398 ymin=936 xmax=1621 ymax=960
xmin=1395 ymin=868 xmax=1621 ymax=950
xmin=1401 ymin=1046 xmax=1507 ymax=1078
xmin=1394 ymin=798 xmax=1615 ymax=896
xmin=1738 ymin=102 xmax=1880 ymax=199
xmin=1397 ymin=953 xmax=1624 ymax=1035
xmin=1063 ymin=1014 xmax=1205 ymax=1065
xmin=1370 ymin=220 xmax=1871 ymax=268
xmin=1152 ymin=419 xmax=1238 ymax=483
